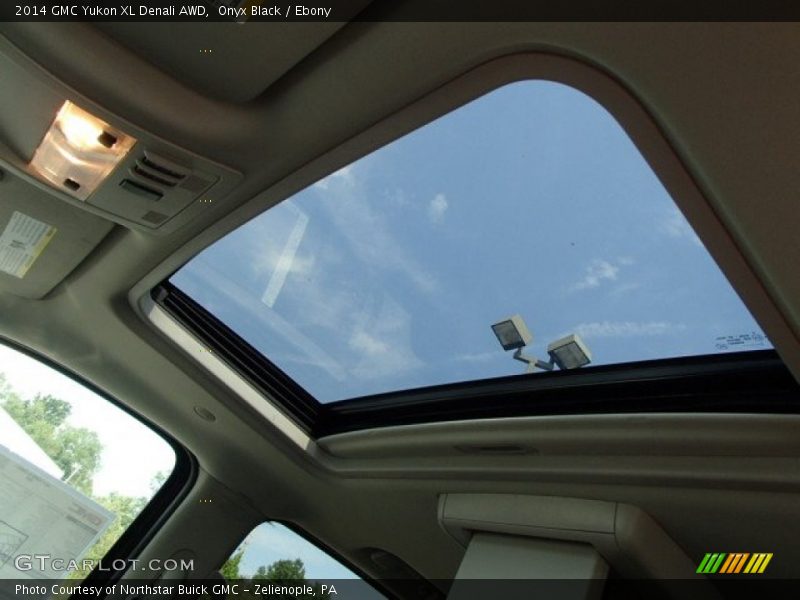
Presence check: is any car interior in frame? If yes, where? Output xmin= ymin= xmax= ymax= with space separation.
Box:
xmin=0 ymin=14 xmax=799 ymax=600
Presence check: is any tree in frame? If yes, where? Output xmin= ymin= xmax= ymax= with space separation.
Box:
xmin=68 ymin=493 xmax=147 ymax=580
xmin=253 ymin=559 xmax=306 ymax=583
xmin=149 ymin=470 xmax=168 ymax=493
xmin=251 ymin=559 xmax=329 ymax=599
xmin=53 ymin=426 xmax=103 ymax=493
xmin=1 ymin=392 xmax=102 ymax=494
xmin=221 ymin=548 xmax=245 ymax=581
xmin=2 ymin=393 xmax=70 ymax=458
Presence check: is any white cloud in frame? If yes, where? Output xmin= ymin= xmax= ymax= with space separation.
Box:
xmin=662 ymin=209 xmax=703 ymax=246
xmin=428 ymin=193 xmax=449 ymax=223
xmin=180 ymin=261 xmax=349 ymax=382
xmin=384 ymin=187 xmax=409 ymax=208
xmin=313 ymin=165 xmax=355 ymax=190
xmin=570 ymin=259 xmax=620 ymax=291
xmin=349 ymin=331 xmax=390 ymax=355
xmin=454 ymin=351 xmax=498 ymax=364
xmin=609 ymin=282 xmax=641 ymax=297
xmin=348 ymin=297 xmax=422 ymax=380
xmin=192 ymin=165 xmax=430 ymax=392
xmin=317 ymin=164 xmax=439 ymax=294
xmin=567 ymin=321 xmax=687 ymax=339
xmin=230 ymin=201 xmax=316 ymax=289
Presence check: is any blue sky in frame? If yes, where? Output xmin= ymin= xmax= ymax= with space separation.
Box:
xmin=173 ymin=80 xmax=770 ymax=403
xmin=238 ymin=523 xmax=357 ymax=579
xmin=235 ymin=523 xmax=383 ymax=596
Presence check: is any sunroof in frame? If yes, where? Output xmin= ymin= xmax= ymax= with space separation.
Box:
xmin=170 ymin=81 xmax=771 ymax=404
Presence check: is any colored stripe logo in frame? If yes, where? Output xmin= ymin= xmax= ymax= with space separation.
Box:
xmin=697 ymin=553 xmax=772 ymax=574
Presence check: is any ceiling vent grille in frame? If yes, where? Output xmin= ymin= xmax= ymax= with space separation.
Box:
xmin=80 ymin=146 xmax=240 ymax=232
xmin=130 ymin=152 xmax=188 ymax=189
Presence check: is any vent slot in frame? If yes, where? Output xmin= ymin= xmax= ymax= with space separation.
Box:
xmin=139 ymin=155 xmax=186 ymax=181
xmin=85 ymin=144 xmax=236 ymax=232
xmin=119 ymin=179 xmax=163 ymax=201
xmin=132 ymin=165 xmax=177 ymax=188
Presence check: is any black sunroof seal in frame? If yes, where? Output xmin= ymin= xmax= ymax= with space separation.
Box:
xmin=153 ymin=282 xmax=800 ymax=438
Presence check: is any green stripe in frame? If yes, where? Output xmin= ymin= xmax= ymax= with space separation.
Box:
xmin=701 ymin=553 xmax=719 ymax=574
xmin=710 ymin=553 xmax=727 ymax=574
xmin=697 ymin=554 xmax=714 ymax=574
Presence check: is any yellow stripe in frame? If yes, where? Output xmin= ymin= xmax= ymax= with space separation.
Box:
xmin=733 ymin=553 xmax=750 ymax=573
xmin=719 ymin=554 xmax=736 ymax=574
xmin=744 ymin=554 xmax=761 ymax=574
xmin=757 ymin=554 xmax=773 ymax=574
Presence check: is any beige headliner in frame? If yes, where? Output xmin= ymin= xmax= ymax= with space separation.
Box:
xmin=0 ymin=21 xmax=799 ymax=583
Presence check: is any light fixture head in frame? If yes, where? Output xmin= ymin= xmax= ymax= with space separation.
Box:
xmin=491 ymin=314 xmax=533 ymax=351
xmin=30 ymin=101 xmax=136 ymax=201
xmin=547 ymin=334 xmax=592 ymax=370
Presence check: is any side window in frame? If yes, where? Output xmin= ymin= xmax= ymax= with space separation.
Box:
xmin=220 ymin=522 xmax=383 ymax=599
xmin=0 ymin=343 xmax=176 ymax=581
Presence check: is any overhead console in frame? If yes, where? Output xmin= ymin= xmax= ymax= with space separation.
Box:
xmin=0 ymin=36 xmax=241 ymax=235
xmin=439 ymin=494 xmax=719 ymax=600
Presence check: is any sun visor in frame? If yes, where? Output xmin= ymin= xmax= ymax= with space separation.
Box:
xmin=0 ymin=169 xmax=113 ymax=299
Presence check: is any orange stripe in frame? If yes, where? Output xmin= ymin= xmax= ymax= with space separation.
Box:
xmin=725 ymin=553 xmax=742 ymax=574
xmin=719 ymin=554 xmax=736 ymax=574
xmin=733 ymin=553 xmax=750 ymax=573
xmin=719 ymin=554 xmax=735 ymax=574
xmin=729 ymin=553 xmax=743 ymax=573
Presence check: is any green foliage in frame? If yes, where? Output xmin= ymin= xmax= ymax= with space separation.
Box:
xmin=1 ymin=392 xmax=101 ymax=494
xmin=253 ymin=558 xmax=306 ymax=583
xmin=68 ymin=493 xmax=147 ymax=580
xmin=0 ymin=374 xmax=22 ymax=412
xmin=221 ymin=548 xmax=245 ymax=581
xmin=52 ymin=425 xmax=103 ymax=493
xmin=149 ymin=470 xmax=168 ymax=493
xmin=234 ymin=559 xmax=329 ymax=600
xmin=1 ymin=374 xmax=327 ymax=599
xmin=216 ymin=556 xmax=332 ymax=600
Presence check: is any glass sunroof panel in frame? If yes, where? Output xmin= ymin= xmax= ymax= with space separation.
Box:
xmin=170 ymin=81 xmax=771 ymax=404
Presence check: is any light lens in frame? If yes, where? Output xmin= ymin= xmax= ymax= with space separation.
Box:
xmin=548 ymin=334 xmax=592 ymax=370
xmin=492 ymin=315 xmax=533 ymax=351
xmin=30 ymin=101 xmax=136 ymax=200
xmin=60 ymin=110 xmax=105 ymax=150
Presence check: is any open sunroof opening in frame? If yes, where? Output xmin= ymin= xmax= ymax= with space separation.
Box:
xmin=167 ymin=80 xmax=773 ymax=411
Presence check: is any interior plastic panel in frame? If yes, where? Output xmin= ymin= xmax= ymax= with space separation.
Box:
xmin=439 ymin=493 xmax=717 ymax=598
xmin=449 ymin=534 xmax=608 ymax=600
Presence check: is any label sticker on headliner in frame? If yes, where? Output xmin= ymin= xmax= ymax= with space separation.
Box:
xmin=0 ymin=211 xmax=57 ymax=278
